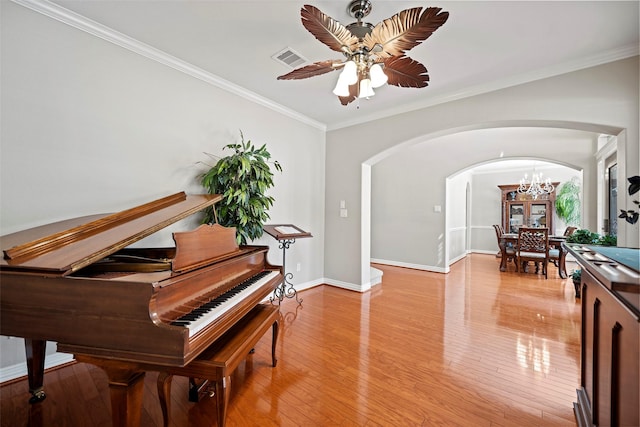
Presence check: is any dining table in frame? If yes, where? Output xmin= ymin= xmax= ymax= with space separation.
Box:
xmin=499 ymin=233 xmax=568 ymax=278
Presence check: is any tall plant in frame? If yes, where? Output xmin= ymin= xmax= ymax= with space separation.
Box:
xmin=200 ymin=131 xmax=282 ymax=245
xmin=555 ymin=177 xmax=581 ymax=226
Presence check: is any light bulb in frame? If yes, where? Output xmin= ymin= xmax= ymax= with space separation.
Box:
xmin=342 ymin=61 xmax=358 ymax=85
xmin=332 ymin=76 xmax=351 ymax=97
xmin=358 ymin=78 xmax=375 ymax=98
xmin=369 ymin=63 xmax=388 ymax=88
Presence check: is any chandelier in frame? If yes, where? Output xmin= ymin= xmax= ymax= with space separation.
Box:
xmin=518 ymin=170 xmax=555 ymax=200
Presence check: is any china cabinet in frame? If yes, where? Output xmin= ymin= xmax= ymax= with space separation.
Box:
xmin=498 ymin=183 xmax=558 ymax=233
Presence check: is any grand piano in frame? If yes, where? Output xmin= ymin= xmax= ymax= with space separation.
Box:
xmin=0 ymin=192 xmax=283 ymax=425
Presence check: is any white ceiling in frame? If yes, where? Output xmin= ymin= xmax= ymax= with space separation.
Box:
xmin=44 ymin=1 xmax=640 ymax=130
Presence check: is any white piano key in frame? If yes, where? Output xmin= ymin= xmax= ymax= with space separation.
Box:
xmin=181 ymin=271 xmax=279 ymax=337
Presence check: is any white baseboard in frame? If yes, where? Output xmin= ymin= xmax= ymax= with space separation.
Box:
xmin=0 ymin=352 xmax=74 ymax=384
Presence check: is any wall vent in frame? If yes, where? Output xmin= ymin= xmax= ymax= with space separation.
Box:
xmin=272 ymin=47 xmax=308 ymax=69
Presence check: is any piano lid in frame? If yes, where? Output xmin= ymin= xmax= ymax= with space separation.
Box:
xmin=0 ymin=192 xmax=221 ymax=275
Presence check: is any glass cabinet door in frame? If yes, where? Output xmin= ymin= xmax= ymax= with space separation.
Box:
xmin=508 ymin=203 xmax=524 ymax=233
xmin=530 ymin=203 xmax=547 ymax=228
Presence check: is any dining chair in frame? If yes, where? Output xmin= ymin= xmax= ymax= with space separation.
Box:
xmin=493 ymin=224 xmax=517 ymax=270
xmin=516 ymin=227 xmax=549 ymax=278
xmin=549 ymin=226 xmax=577 ymax=270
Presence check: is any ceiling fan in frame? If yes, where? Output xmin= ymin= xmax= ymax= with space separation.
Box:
xmin=277 ymin=0 xmax=449 ymax=106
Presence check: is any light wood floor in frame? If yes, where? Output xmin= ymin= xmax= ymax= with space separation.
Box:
xmin=1 ymin=254 xmax=581 ymax=426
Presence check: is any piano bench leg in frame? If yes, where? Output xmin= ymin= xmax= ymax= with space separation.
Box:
xmin=216 ymin=375 xmax=231 ymax=427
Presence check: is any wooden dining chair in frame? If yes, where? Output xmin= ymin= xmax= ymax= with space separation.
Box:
xmin=549 ymin=226 xmax=577 ymax=270
xmin=493 ymin=224 xmax=517 ymax=270
xmin=516 ymin=227 xmax=549 ymax=278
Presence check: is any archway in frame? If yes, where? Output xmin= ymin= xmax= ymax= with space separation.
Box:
xmin=361 ymin=121 xmax=625 ymax=286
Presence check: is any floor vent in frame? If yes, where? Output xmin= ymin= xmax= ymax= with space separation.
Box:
xmin=272 ymin=47 xmax=307 ymax=69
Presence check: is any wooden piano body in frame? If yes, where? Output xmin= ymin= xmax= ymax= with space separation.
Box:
xmin=0 ymin=192 xmax=283 ymax=425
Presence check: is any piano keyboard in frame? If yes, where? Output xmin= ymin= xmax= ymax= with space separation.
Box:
xmin=171 ymin=270 xmax=278 ymax=337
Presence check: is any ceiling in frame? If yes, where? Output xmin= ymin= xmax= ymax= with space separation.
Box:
xmin=45 ymin=1 xmax=640 ymax=130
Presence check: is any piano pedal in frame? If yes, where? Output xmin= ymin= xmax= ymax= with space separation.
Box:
xmin=189 ymin=378 xmax=216 ymax=402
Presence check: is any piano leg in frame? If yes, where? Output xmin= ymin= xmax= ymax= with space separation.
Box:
xmin=24 ymin=338 xmax=46 ymax=403
xmin=73 ymin=355 xmax=146 ymax=427
xmin=104 ymin=368 xmax=145 ymax=427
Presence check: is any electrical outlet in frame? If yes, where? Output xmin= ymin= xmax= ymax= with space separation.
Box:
xmin=296 ymin=262 xmax=301 ymax=272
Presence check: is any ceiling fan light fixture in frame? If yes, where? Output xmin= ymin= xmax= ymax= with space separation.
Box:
xmin=358 ymin=78 xmax=375 ymax=98
xmin=369 ymin=63 xmax=388 ymax=88
xmin=277 ymin=2 xmax=449 ymax=106
xmin=333 ymin=76 xmax=351 ymax=97
xmin=342 ymin=60 xmax=358 ymax=85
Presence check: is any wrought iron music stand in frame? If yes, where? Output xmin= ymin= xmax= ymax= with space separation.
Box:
xmin=263 ymin=224 xmax=312 ymax=306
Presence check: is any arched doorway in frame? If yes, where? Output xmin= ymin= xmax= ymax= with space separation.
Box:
xmin=363 ymin=123 xmax=623 ymax=284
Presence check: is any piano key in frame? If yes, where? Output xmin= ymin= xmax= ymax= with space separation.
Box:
xmin=171 ymin=270 xmax=279 ymax=337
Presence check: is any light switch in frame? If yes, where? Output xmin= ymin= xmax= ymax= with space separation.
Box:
xmin=340 ymin=208 xmax=348 ymax=218
xmin=434 ymin=205 xmax=442 ymax=213
xmin=340 ymin=200 xmax=346 ymax=209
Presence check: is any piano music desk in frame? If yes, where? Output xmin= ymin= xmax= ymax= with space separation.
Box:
xmin=158 ymin=303 xmax=280 ymax=427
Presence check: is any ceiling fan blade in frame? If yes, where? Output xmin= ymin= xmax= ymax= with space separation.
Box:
xmin=364 ymin=7 xmax=449 ymax=58
xmin=383 ymin=56 xmax=429 ymax=88
xmin=277 ymin=60 xmax=339 ymax=80
xmin=338 ymin=83 xmax=358 ymax=106
xmin=301 ymin=4 xmax=359 ymax=53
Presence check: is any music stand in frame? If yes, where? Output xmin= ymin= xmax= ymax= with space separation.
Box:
xmin=263 ymin=224 xmax=312 ymax=305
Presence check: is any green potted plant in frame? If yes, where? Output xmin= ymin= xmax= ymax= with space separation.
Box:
xmin=555 ymin=177 xmax=581 ymax=226
xmin=570 ymin=269 xmax=582 ymax=298
xmin=200 ymin=130 xmax=282 ymax=245
xmin=566 ymin=228 xmax=599 ymax=245
xmin=565 ymin=228 xmax=616 ymax=298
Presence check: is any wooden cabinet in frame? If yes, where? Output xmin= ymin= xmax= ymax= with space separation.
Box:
xmin=498 ymin=184 xmax=557 ymax=233
xmin=564 ymin=244 xmax=639 ymax=427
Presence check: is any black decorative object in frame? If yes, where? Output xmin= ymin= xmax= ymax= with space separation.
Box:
xmin=618 ymin=175 xmax=639 ymax=224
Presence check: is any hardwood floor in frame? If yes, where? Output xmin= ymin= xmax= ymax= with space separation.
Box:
xmin=1 ymin=254 xmax=581 ymax=426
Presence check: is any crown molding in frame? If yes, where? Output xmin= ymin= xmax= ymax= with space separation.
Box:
xmin=11 ymin=0 xmax=327 ymax=131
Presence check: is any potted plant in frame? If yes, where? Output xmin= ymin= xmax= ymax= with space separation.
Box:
xmin=200 ymin=130 xmax=282 ymax=245
xmin=565 ymin=228 xmax=599 ymax=245
xmin=570 ymin=269 xmax=582 ymax=298
xmin=555 ymin=177 xmax=581 ymax=227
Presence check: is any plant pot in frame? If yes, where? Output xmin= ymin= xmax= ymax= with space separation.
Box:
xmin=572 ymin=278 xmax=581 ymax=298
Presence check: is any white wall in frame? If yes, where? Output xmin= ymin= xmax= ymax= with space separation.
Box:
xmin=326 ymin=57 xmax=639 ymax=288
xmin=371 ymin=135 xmax=588 ymax=271
xmin=0 ymin=2 xmax=325 ymax=377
